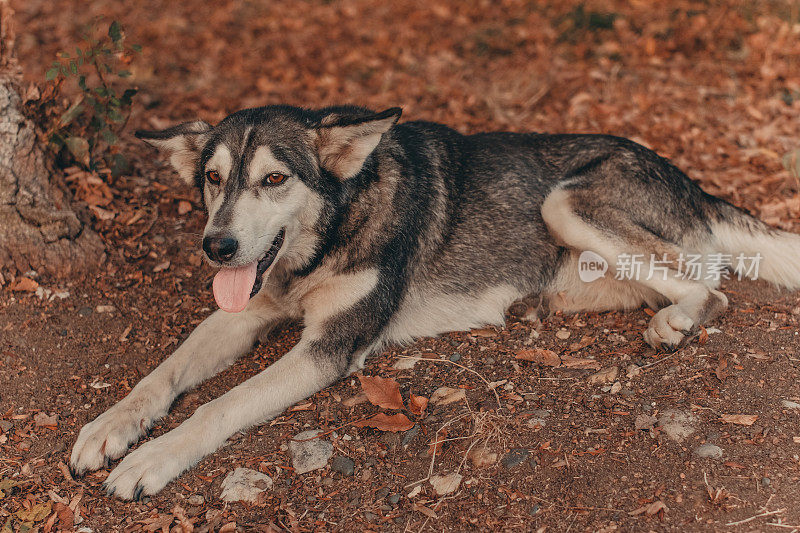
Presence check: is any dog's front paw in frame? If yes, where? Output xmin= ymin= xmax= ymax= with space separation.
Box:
xmin=643 ymin=304 xmax=695 ymax=350
xmin=70 ymin=405 xmax=151 ymax=477
xmin=103 ymin=434 xmax=191 ymax=500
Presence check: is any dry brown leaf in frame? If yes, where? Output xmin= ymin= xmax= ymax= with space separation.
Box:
xmin=468 ymin=443 xmax=498 ymax=468
xmin=588 ymin=366 xmax=619 ymax=385
xmin=470 ymin=327 xmax=497 ymax=337
xmin=408 ymin=392 xmax=428 ymax=416
xmin=33 ymin=412 xmax=58 ymax=428
xmin=568 ymin=335 xmax=595 ymax=352
xmin=514 ymin=348 xmax=561 ymax=367
xmin=429 ymin=473 xmax=463 ymax=496
xmin=719 ymin=414 xmax=758 ymax=426
xmin=351 ymin=412 xmax=414 ymax=432
xmin=9 ymin=277 xmax=38 ymax=292
xmin=358 ymin=375 xmax=404 ymax=410
xmin=412 ymin=503 xmax=438 ymax=519
xmin=429 ymin=386 xmax=466 ymax=405
xmin=560 ymin=354 xmax=602 ymax=370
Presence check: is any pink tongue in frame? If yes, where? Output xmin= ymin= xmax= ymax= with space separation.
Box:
xmin=212 ymin=262 xmax=257 ymax=313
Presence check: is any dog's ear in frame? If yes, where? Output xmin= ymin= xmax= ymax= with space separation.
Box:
xmin=314 ymin=107 xmax=401 ymax=179
xmin=135 ymin=121 xmax=212 ymax=185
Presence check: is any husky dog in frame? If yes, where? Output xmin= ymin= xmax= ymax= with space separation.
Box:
xmin=70 ymin=105 xmax=800 ymax=499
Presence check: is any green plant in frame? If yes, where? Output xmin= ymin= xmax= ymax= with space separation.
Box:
xmin=44 ymin=19 xmax=140 ymax=176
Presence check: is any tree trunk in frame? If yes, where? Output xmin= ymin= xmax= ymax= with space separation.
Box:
xmin=0 ymin=0 xmax=104 ymax=280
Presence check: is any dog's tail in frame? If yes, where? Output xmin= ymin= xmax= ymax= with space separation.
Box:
xmin=710 ymin=200 xmax=800 ymax=289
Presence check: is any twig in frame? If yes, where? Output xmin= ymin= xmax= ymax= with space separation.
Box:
xmin=289 ymin=416 xmax=368 ymax=442
xmin=640 ymin=352 xmax=675 ymax=371
xmin=726 ymin=509 xmax=786 ymax=526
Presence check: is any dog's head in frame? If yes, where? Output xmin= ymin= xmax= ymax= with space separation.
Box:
xmin=136 ymin=105 xmax=401 ymax=310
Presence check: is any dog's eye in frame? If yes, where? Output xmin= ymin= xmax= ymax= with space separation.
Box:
xmin=206 ymin=170 xmax=221 ymax=185
xmin=263 ymin=172 xmax=287 ymax=186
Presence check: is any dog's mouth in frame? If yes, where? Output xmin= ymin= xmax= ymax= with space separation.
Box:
xmin=211 ymin=228 xmax=285 ymax=313
xmin=251 ymin=228 xmax=285 ymax=297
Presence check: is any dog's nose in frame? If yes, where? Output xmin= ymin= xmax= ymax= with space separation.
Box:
xmin=203 ymin=235 xmax=239 ymax=262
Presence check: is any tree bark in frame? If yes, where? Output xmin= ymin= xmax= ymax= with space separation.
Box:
xmin=0 ymin=0 xmax=104 ymax=280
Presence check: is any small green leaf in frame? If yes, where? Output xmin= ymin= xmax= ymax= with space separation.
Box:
xmin=131 ymin=44 xmax=142 ymax=52
xmin=57 ymin=51 xmax=70 ymax=59
xmin=118 ymin=69 xmax=131 ymax=78
xmin=110 ymin=153 xmax=130 ymax=177
xmin=78 ymin=75 xmax=87 ymax=90
xmin=108 ymin=20 xmax=123 ymax=43
xmin=65 ymin=136 xmax=91 ymax=166
xmin=107 ymin=106 xmax=124 ymax=123
xmin=59 ymin=102 xmax=84 ymax=126
xmin=45 ymin=67 xmax=59 ymax=81
xmin=100 ymin=128 xmax=118 ymax=145
xmin=69 ymin=60 xmax=78 ymax=74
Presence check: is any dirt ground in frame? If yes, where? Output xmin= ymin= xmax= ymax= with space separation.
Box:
xmin=2 ymin=0 xmax=800 ymax=531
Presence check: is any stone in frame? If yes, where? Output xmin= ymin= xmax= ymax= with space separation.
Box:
xmin=694 ymin=444 xmax=723 ymax=459
xmin=331 ymin=455 xmax=355 ymax=476
xmin=288 ymin=430 xmax=333 ymax=474
xmin=220 ymin=468 xmax=273 ymax=503
xmin=658 ymin=409 xmax=696 ymax=443
xmin=501 ymin=448 xmax=530 ymax=469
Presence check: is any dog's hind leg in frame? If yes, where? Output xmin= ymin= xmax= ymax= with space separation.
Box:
xmin=70 ymin=297 xmax=285 ymax=476
xmin=542 ymin=187 xmax=728 ymax=350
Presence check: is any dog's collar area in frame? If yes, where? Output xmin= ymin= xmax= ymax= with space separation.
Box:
xmin=250 ymin=228 xmax=285 ymax=297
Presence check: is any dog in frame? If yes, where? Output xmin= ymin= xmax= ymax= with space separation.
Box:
xmin=70 ymin=104 xmax=800 ymax=499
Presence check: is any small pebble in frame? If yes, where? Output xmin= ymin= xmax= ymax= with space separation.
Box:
xmin=449 ymin=352 xmax=462 ymax=362
xmin=331 ymin=455 xmax=355 ymax=476
xmin=78 ymin=306 xmax=93 ymax=317
xmin=501 ymin=448 xmax=530 ymax=469
xmin=187 ymin=494 xmax=204 ymax=506
xmin=694 ymin=444 xmax=723 ymax=459
xmin=762 ymin=477 xmax=771 ymax=487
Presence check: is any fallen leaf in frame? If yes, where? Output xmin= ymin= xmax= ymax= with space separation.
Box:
xmin=429 ymin=386 xmax=466 ymax=405
xmin=89 ymin=205 xmax=115 ymax=221
xmin=560 ymin=354 xmax=601 ymax=370
xmin=177 ymin=200 xmax=193 ymax=215
xmin=698 ymin=326 xmax=709 ymax=345
xmin=514 ymin=348 xmax=561 ymax=367
xmin=352 ymin=413 xmax=414 ymax=432
xmin=468 ymin=443 xmax=498 ymax=468
xmin=629 ymin=500 xmax=667 ymax=516
xmin=140 ymin=513 xmax=174 ymax=532
xmin=153 ymin=260 xmax=170 ymax=273
xmin=15 ymin=501 xmax=52 ymax=522
xmin=588 ymin=367 xmax=619 ymax=385
xmin=358 ymin=375 xmax=405 ymax=410
xmin=719 ymin=414 xmax=758 ymax=426
xmin=429 ymin=473 xmax=463 ymax=496
xmin=568 ymin=335 xmax=595 ymax=352
xmin=0 ymin=478 xmax=17 ymax=499
xmin=9 ymin=277 xmax=38 ymax=292
xmin=54 ymin=502 xmax=74 ymax=530
xmin=412 ymin=503 xmax=438 ymax=519
xmin=33 ymin=412 xmax=58 ymax=428
xmin=470 ymin=328 xmax=496 ymax=337
xmin=408 ymin=393 xmax=428 ymax=416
